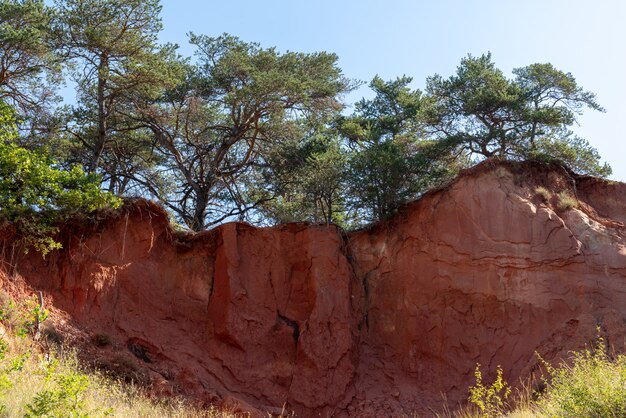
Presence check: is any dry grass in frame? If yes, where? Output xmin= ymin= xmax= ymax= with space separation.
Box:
xmin=0 ymin=292 xmax=238 ymax=418
xmin=556 ymin=191 xmax=578 ymax=211
xmin=533 ymin=187 xmax=552 ymax=203
xmin=0 ymin=339 xmax=234 ymax=418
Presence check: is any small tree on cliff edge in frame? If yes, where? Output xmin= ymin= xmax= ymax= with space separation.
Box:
xmin=422 ymin=53 xmax=611 ymax=177
xmin=0 ymin=100 xmax=120 ymax=255
xmin=339 ymin=76 xmax=464 ymax=224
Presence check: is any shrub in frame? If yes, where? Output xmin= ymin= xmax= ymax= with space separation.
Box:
xmin=24 ymin=370 xmax=91 ymax=418
xmin=450 ymin=336 xmax=626 ymax=418
xmin=0 ymin=294 xmax=48 ymax=338
xmin=536 ymin=337 xmax=626 ymax=417
xmin=556 ymin=191 xmax=578 ymax=211
xmin=0 ymin=101 xmax=121 ymax=256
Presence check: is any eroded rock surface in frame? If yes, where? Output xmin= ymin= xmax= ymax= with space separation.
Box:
xmin=2 ymin=161 xmax=625 ymax=417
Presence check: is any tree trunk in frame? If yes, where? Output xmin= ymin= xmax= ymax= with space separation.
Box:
xmin=190 ymin=189 xmax=209 ymax=231
xmin=89 ymin=54 xmax=109 ymax=173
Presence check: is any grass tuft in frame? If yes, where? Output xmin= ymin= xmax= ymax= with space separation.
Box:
xmin=556 ymin=191 xmax=578 ymax=211
xmin=534 ymin=187 xmax=552 ymax=203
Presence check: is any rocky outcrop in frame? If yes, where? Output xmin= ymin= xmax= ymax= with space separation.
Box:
xmin=2 ymin=160 xmax=625 ymax=417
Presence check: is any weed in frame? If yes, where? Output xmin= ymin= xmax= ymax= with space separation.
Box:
xmin=468 ymin=364 xmax=511 ymax=417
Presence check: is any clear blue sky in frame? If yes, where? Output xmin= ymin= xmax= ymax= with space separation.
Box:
xmin=159 ymin=0 xmax=625 ymax=181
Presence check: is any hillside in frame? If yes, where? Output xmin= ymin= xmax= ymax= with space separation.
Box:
xmin=1 ymin=160 xmax=625 ymax=417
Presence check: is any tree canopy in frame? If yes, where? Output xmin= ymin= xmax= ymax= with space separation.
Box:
xmin=422 ymin=53 xmax=609 ymax=176
xmin=0 ymin=0 xmax=613 ymax=241
xmin=131 ymin=34 xmax=351 ymax=230
xmin=0 ymin=0 xmax=61 ymax=119
xmin=339 ymin=76 xmax=462 ymax=223
xmin=55 ymin=0 xmax=179 ymax=182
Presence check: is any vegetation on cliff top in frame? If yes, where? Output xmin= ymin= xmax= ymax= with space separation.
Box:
xmin=0 ymin=100 xmax=120 ymax=255
xmin=0 ymin=0 xmax=612 ymax=246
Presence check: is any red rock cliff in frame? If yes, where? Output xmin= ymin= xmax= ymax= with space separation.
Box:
xmin=2 ymin=160 xmax=626 ymax=417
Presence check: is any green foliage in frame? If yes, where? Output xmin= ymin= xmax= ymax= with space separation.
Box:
xmin=256 ymin=132 xmax=349 ymax=226
xmin=0 ymin=293 xmax=48 ymax=338
xmin=0 ymin=101 xmax=121 ymax=255
xmin=347 ymin=140 xmax=418 ymax=222
xmin=0 ymin=292 xmax=93 ymax=418
xmin=0 ymin=293 xmax=233 ymax=417
xmin=0 ymin=0 xmax=61 ymax=113
xmin=468 ymin=364 xmax=512 ymax=418
xmin=191 ymin=33 xmax=349 ymax=119
xmin=300 ymin=138 xmax=347 ymax=225
xmin=423 ymin=53 xmax=519 ymax=157
xmin=459 ymin=336 xmax=626 ymax=418
xmin=138 ymin=34 xmax=351 ymax=230
xmin=0 ymin=100 xmax=18 ymax=139
xmin=423 ymin=53 xmax=610 ymax=176
xmin=527 ymin=134 xmax=612 ymax=177
xmin=56 ymin=0 xmax=180 ymax=180
xmin=535 ymin=336 xmax=626 ymax=417
xmin=25 ymin=371 xmax=91 ymax=418
xmin=344 ymin=75 xmax=422 ymax=144
xmin=0 ymin=1 xmax=615 ymax=232
xmin=57 ymin=0 xmax=162 ymax=57
xmin=0 ymin=295 xmax=40 ymax=414
xmin=0 ymin=338 xmax=11 ymax=415
xmin=340 ymin=76 xmax=463 ymax=224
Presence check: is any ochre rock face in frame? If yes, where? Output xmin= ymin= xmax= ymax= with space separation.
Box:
xmin=3 ymin=161 xmax=626 ymax=417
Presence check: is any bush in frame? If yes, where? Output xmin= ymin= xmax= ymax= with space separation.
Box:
xmin=24 ymin=369 xmax=91 ymax=418
xmin=535 ymin=337 xmax=626 ymax=417
xmin=0 ymin=294 xmax=48 ymax=338
xmin=0 ymin=101 xmax=121 ymax=256
xmin=454 ymin=335 xmax=626 ymax=418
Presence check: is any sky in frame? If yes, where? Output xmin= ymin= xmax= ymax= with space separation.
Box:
xmin=159 ymin=0 xmax=626 ymax=181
